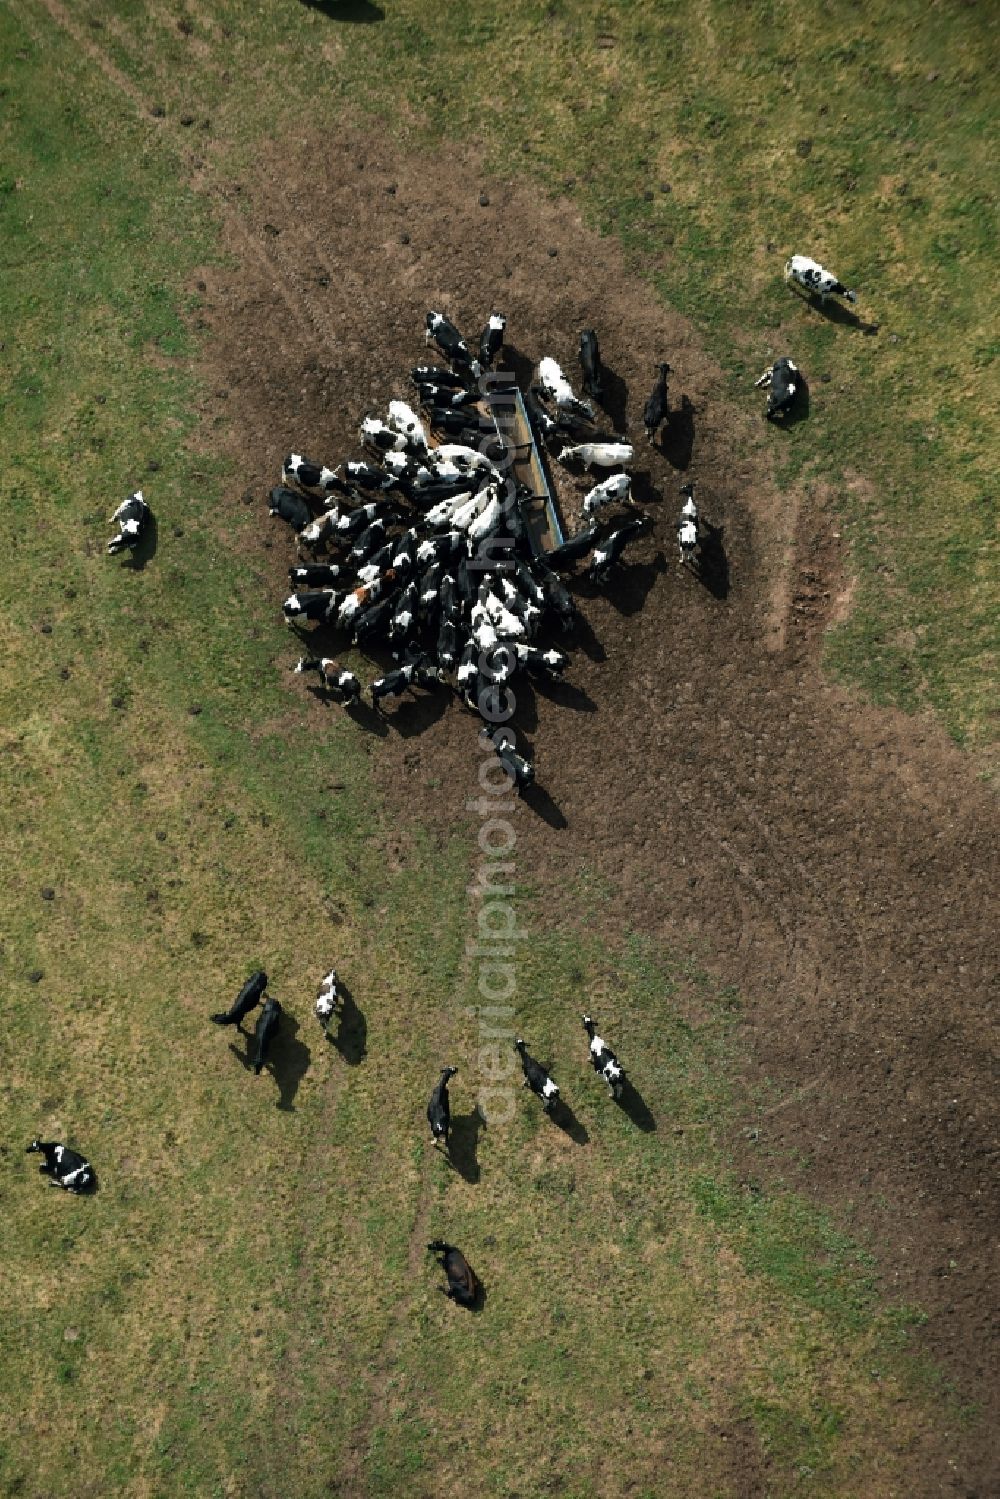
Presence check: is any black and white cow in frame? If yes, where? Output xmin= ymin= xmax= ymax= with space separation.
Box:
xmin=514 ymin=644 xmax=569 ymax=678
xmin=754 ymin=357 xmax=800 ymax=421
xmin=579 ymin=328 xmax=605 ymax=402
xmin=557 ymin=441 xmax=633 ymax=470
xmin=427 ymin=1240 xmax=481 ymax=1306
xmin=26 ymin=1140 xmax=95 ymax=1193
xmin=425 ymin=311 xmax=478 ymax=371
xmin=294 ymin=657 xmax=362 ymax=705
xmin=289 ymin=563 xmax=341 ymax=588
xmin=582 ymin=472 xmax=631 ymax=520
xmin=269 ymin=486 xmax=314 ymax=533
xmin=411 ymin=364 xmax=469 ymax=390
xmin=314 ymin=968 xmax=341 ymax=1034
xmin=283 ymin=589 xmax=338 ymax=626
xmin=282 ymin=453 xmax=340 ymax=497
xmin=107 ymin=491 xmax=152 ymax=555
xmin=389 ymin=581 xmax=419 ymax=644
xmin=210 ymin=970 xmax=268 ymax=1026
xmin=588 ymin=514 xmax=652 ymax=583
xmin=370 ymin=661 xmax=419 ymax=709
xmin=514 ymin=1038 xmax=559 ymax=1112
xmin=251 ymin=996 xmax=281 ymax=1075
xmin=478 ymin=313 xmax=506 ymax=371
xmin=537 ymin=356 xmax=595 ymax=424
xmin=643 ymin=362 xmax=671 ymax=444
xmin=581 ymin=1014 xmax=625 ymax=1099
xmin=783 ymin=255 xmax=857 ymax=306
xmin=427 ymin=1065 xmax=458 ymax=1147
xmin=498 ymin=740 xmax=534 ymax=791
xmin=677 ymin=482 xmax=699 ymax=567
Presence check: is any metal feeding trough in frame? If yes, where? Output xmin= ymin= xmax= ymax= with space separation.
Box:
xmin=486 ymin=384 xmax=566 ymax=560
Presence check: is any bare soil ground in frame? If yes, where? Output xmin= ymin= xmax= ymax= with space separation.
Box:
xmin=194 ymin=126 xmax=998 ymax=1490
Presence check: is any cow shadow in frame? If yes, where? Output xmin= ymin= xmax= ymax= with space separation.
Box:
xmin=300 ymin=0 xmax=384 ymax=21
xmin=530 ymin=675 xmax=597 ymax=713
xmin=768 ymin=373 xmax=810 ymax=430
xmin=447 ymin=1106 xmax=487 ymax=1184
xmin=660 ymin=395 xmax=696 ymax=470
xmin=793 ymin=290 xmax=879 ymax=335
xmin=269 ymin=1014 xmax=312 ymax=1112
xmin=550 ymin=1098 xmax=589 ymax=1145
xmin=523 ymin=780 xmax=568 ymax=829
xmin=496 ymin=341 xmax=536 ymax=392
xmin=122 ymin=512 xmax=158 ymax=570
xmin=617 ymin=1078 xmax=657 ymax=1132
xmin=388 ymin=688 xmax=450 ymax=738
xmin=344 ymin=698 xmax=390 ymax=738
xmin=594 ymin=361 xmax=629 ymax=434
xmin=600 ymin=551 xmax=669 ymax=616
xmin=326 ymin=979 xmax=367 ymax=1066
xmin=696 ymin=522 xmax=730 ymax=600
xmin=228 ymin=1011 xmax=311 ymax=1110
xmin=569 ymin=610 xmax=608 ymax=663
xmin=630 ymin=468 xmax=661 ymax=509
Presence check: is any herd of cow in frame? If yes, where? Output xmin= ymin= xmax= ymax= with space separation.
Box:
xmin=38 ymin=253 xmax=863 ymax=1305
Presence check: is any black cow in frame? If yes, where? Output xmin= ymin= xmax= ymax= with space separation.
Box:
xmin=545 ymin=523 xmax=600 ymax=572
xmin=427 ymin=1066 xmax=458 ymax=1147
xmin=251 ymin=996 xmax=281 ymax=1075
xmin=269 ymin=486 xmax=313 ymax=532
xmin=579 ymin=328 xmax=605 ymax=402
xmin=283 ymin=590 xmax=338 ymax=626
xmin=26 ymin=1140 xmax=95 ymax=1193
xmin=427 ymin=1240 xmax=481 ymax=1306
xmin=210 ymin=970 xmax=268 ymax=1026
xmin=289 ymin=563 xmax=341 ymax=588
xmin=642 ymin=362 xmax=671 ymax=444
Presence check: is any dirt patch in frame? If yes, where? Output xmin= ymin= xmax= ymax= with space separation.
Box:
xmin=195 ymin=126 xmax=999 ymax=1493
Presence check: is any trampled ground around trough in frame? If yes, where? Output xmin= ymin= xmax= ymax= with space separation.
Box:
xmin=1 ymin=2 xmax=996 ymax=1496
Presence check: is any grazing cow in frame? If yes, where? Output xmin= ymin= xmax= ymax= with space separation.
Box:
xmin=210 ymin=970 xmax=268 ymax=1026
xmin=677 ymin=481 xmax=699 ymax=566
xmin=754 ymin=357 xmax=800 ymax=421
xmin=514 ymin=1038 xmax=559 ymax=1111
xmin=588 ymin=514 xmax=652 ymax=583
xmin=515 ymin=644 xmax=569 ymax=678
xmin=26 ymin=1140 xmax=95 ymax=1193
xmin=293 ymin=657 xmax=362 ymax=705
xmin=251 ymin=996 xmax=281 ymax=1075
xmin=537 ymin=356 xmax=595 ymax=423
xmin=427 ymin=1065 xmax=458 ymax=1147
xmin=427 ymin=1240 xmax=481 ymax=1307
xmin=581 ymin=1014 xmax=625 ymax=1099
xmin=282 ymin=589 xmax=338 ymax=626
xmin=478 ymin=314 xmax=506 ymax=373
xmin=314 ymin=968 xmax=341 ymax=1034
xmin=643 ymin=362 xmax=671 ymax=444
xmin=269 ymin=486 xmax=314 ymax=533
xmin=558 ymin=441 xmax=633 ymax=470
xmin=579 ymin=328 xmax=605 ymax=402
xmin=582 ymin=472 xmax=631 ymax=520
xmin=289 ymin=563 xmax=341 ymax=588
xmin=107 ymin=491 xmax=152 ymax=555
xmin=783 ymin=254 xmax=857 ymax=306
xmin=282 ymin=453 xmax=340 ymax=497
